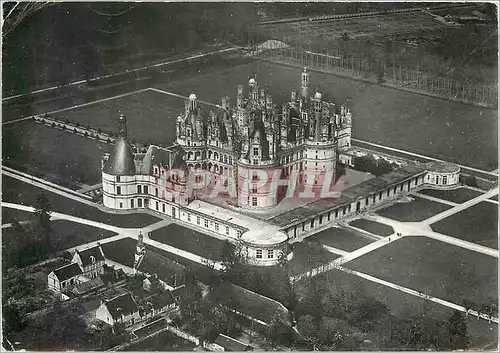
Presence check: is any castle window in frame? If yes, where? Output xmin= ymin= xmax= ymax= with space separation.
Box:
xmin=131 ymin=199 xmax=135 ymax=208
xmin=187 ymin=213 xmax=191 ymax=222
xmin=226 ymin=226 xmax=230 ymax=235
xmin=162 ymin=204 xmax=165 ymax=213
xmin=237 ymin=230 xmax=242 ymax=238
xmin=228 ymin=157 xmax=232 ymax=164
xmin=144 ymin=186 xmax=149 ymax=195
xmin=256 ymin=249 xmax=263 ymax=259
xmin=197 ymin=216 xmax=200 ymax=225
xmin=253 ymin=159 xmax=258 ymax=165
xmin=252 ymin=173 xmax=258 ymax=181
xmin=252 ymin=197 xmax=258 ymax=206
xmin=117 ymin=186 xmax=121 ymax=195
xmin=156 ymin=202 xmax=159 ymax=210
xmin=116 ymin=176 xmax=120 ymax=183
xmin=268 ymin=249 xmax=274 ymax=259
xmin=442 ymin=176 xmax=447 ymax=185
xmin=204 ymin=219 xmax=209 ymax=228
xmin=137 ymin=185 xmax=142 ymax=194
xmin=138 ymin=199 xmax=143 ymax=208
xmin=155 ymin=188 xmax=158 ymax=197
xmin=252 ymin=184 xmax=258 ymax=193
xmin=154 ymin=166 xmax=159 ymax=175
xmin=215 ymin=223 xmax=219 ymax=232
xmin=253 ymin=147 xmax=259 ymax=156
xmin=119 ymin=203 xmax=123 ymax=208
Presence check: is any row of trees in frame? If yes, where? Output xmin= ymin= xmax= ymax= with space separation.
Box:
xmin=295 ymin=277 xmax=471 ymax=350
xmin=353 ymin=154 xmax=396 ymax=176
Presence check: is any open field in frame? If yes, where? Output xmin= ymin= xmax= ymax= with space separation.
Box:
xmin=150 ymin=223 xmax=231 ymax=261
xmin=100 ymin=238 xmax=137 ymax=268
xmin=3 ymin=119 xmax=112 ymax=186
xmin=259 ymin=11 xmax=450 ymax=42
xmin=288 ymin=242 xmax=340 ymax=276
xmin=344 ymin=237 xmax=498 ymax=307
xmin=295 ymin=267 xmax=498 ymax=348
xmin=2 ymin=176 xmax=160 ymax=227
xmin=431 ymin=201 xmax=498 ymax=249
xmin=155 ymin=60 xmax=497 ymax=170
xmin=349 ymin=218 xmax=394 ymax=236
xmin=51 ymin=220 xmax=117 ymax=251
xmin=376 ymin=195 xmax=452 ymax=222
xmin=418 ymin=187 xmax=483 ymax=204
xmin=59 ymin=89 xmax=183 ymax=146
xmin=307 ymin=225 xmax=374 ymax=251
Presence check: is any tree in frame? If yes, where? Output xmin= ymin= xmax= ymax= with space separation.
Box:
xmin=34 ymin=193 xmax=52 ymax=249
xmin=446 ymin=311 xmax=469 ymax=350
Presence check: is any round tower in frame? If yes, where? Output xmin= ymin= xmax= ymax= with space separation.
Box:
xmin=102 ymin=113 xmax=137 ymax=210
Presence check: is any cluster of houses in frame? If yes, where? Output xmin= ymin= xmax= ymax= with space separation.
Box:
xmin=47 ymin=244 xmax=183 ymax=328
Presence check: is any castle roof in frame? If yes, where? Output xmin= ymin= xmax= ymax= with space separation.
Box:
xmin=103 ymin=137 xmax=136 ymax=176
xmin=247 ymin=119 xmax=270 ymax=161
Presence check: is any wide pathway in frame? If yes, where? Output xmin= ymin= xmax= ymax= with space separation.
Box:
xmin=422 ymin=186 xmax=498 ymax=225
xmin=1 ymin=201 xmax=224 ymax=270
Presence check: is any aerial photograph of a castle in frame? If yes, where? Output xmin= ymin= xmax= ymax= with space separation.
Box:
xmin=1 ymin=1 xmax=498 ymax=351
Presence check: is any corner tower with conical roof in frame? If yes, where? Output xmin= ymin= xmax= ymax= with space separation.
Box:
xmin=102 ymin=113 xmax=138 ymax=209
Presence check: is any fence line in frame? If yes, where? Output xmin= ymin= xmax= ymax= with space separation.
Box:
xmin=252 ymin=45 xmax=497 ymax=108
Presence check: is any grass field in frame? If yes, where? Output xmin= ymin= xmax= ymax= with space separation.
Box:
xmin=344 ymin=237 xmax=498 ymax=307
xmin=491 ymin=195 xmax=498 ymax=201
xmin=149 ymin=223 xmax=231 ymax=261
xmin=155 ymin=60 xmax=497 ymax=170
xmin=431 ymin=201 xmax=498 ymax=249
xmin=307 ymin=226 xmax=374 ymax=251
xmin=2 ymin=176 xmax=160 ymax=228
xmin=418 ymin=187 xmax=483 ymax=204
xmin=295 ymin=267 xmax=498 ymax=348
xmin=59 ymin=89 xmax=183 ymax=146
xmin=51 ymin=220 xmax=117 ymax=251
xmin=349 ymin=218 xmax=394 ymax=236
xmin=3 ymin=120 xmax=112 ymax=186
xmin=376 ymin=196 xmax=452 ymax=222
xmin=288 ymin=242 xmax=340 ymax=276
xmin=100 ymin=238 xmax=138 ymax=268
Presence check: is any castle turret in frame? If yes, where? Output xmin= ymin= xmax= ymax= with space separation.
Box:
xmin=301 ymin=67 xmax=309 ymax=98
xmin=237 ymin=84 xmax=244 ymax=108
xmin=189 ymin=92 xmax=197 ymax=110
xmin=102 ymin=113 xmax=136 ymax=176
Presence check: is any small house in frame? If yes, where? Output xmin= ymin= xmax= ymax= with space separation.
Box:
xmin=95 ymin=292 xmax=140 ymax=327
xmin=47 ymin=263 xmax=83 ymax=293
xmin=72 ymin=246 xmax=105 ymax=278
xmin=139 ymin=290 xmax=179 ymax=320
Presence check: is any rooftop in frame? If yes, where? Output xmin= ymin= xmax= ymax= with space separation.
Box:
xmin=105 ymin=292 xmax=139 ymax=320
xmin=425 ymin=161 xmax=460 ymax=173
xmin=53 ymin=263 xmax=83 ymax=282
xmin=215 ymin=334 xmax=253 ymax=352
xmin=76 ymin=246 xmax=105 ymax=267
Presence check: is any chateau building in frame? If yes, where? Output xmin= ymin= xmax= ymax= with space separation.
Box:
xmin=102 ymin=67 xmax=352 ymax=212
xmin=101 ymin=67 xmax=460 ymax=266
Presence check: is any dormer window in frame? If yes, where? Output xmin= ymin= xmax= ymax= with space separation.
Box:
xmin=90 ymin=255 xmax=95 ymax=263
xmin=154 ymin=166 xmax=159 ymax=175
xmin=253 ymin=147 xmax=259 ymax=156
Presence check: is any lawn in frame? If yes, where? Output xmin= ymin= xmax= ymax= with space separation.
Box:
xmin=376 ymin=196 xmax=452 ymax=222
xmin=51 ymin=220 xmax=117 ymax=251
xmin=295 ymin=267 xmax=498 ymax=349
xmin=3 ymin=119 xmax=112 ymax=186
xmin=490 ymin=195 xmax=498 ymax=201
xmin=418 ymin=187 xmax=483 ymax=204
xmin=156 ymin=60 xmax=497 ymax=170
xmin=149 ymin=223 xmax=231 ymax=261
xmin=307 ymin=225 xmax=375 ymax=251
xmin=124 ymin=329 xmax=196 ymax=351
xmin=287 ymin=241 xmax=340 ymax=276
xmin=2 ymin=176 xmax=160 ymax=228
xmin=431 ymin=201 xmax=498 ymax=249
xmin=59 ymin=89 xmax=183 ymax=146
xmin=349 ymin=218 xmax=394 ymax=236
xmin=100 ymin=238 xmax=138 ymax=268
xmin=344 ymin=237 xmax=498 ymax=309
